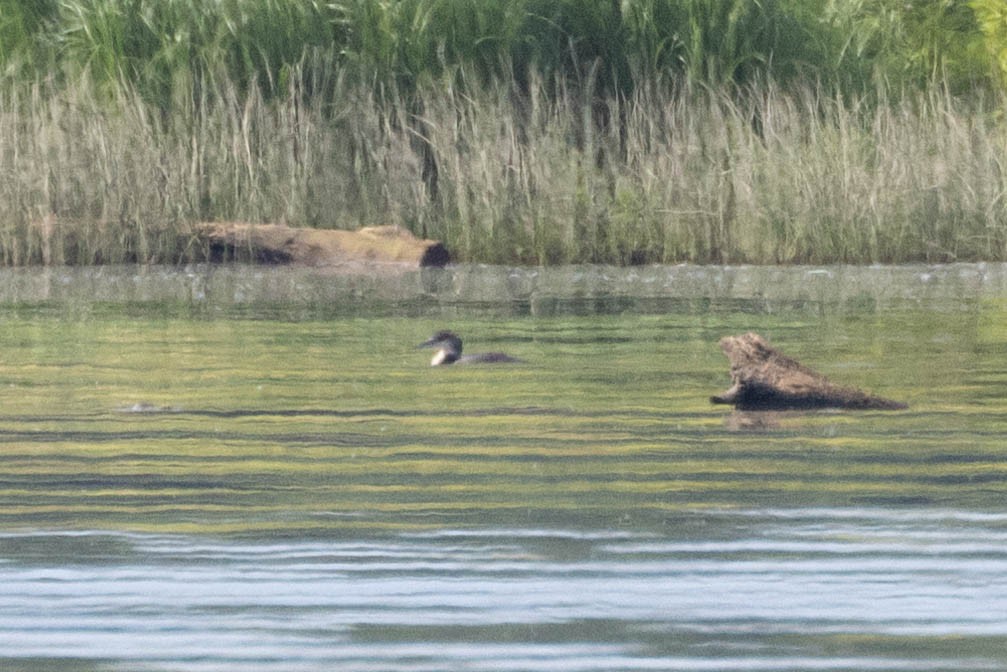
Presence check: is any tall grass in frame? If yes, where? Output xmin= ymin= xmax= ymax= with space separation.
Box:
xmin=0 ymin=0 xmax=1003 ymax=266
xmin=2 ymin=63 xmax=1005 ymax=266
xmin=9 ymin=0 xmax=967 ymax=105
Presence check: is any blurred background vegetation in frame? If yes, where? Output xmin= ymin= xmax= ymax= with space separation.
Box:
xmin=3 ymin=0 xmax=1002 ymax=101
xmin=0 ymin=0 xmax=1005 ymax=265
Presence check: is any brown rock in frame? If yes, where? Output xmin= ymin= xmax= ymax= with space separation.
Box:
xmin=710 ymin=332 xmax=907 ymax=411
xmin=195 ymin=222 xmax=449 ymax=268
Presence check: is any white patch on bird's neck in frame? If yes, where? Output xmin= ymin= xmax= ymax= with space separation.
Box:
xmin=430 ymin=349 xmax=449 ymax=366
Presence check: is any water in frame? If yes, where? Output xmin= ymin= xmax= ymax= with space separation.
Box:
xmin=0 ymin=263 xmax=1005 ymax=671
xmin=5 ymin=513 xmax=1007 ymax=670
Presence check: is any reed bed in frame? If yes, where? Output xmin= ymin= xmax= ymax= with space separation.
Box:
xmin=2 ymin=67 xmax=1004 ymax=266
xmin=1 ymin=0 xmax=1003 ymax=265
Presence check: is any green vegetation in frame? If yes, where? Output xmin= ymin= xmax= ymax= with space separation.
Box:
xmin=973 ymin=0 xmax=1007 ymax=89
xmin=0 ymin=0 xmax=1005 ymax=265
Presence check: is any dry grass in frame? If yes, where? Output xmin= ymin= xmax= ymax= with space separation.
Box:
xmin=1 ymin=69 xmax=1005 ymax=266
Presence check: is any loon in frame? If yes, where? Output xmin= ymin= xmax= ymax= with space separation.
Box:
xmin=418 ymin=331 xmax=520 ymax=366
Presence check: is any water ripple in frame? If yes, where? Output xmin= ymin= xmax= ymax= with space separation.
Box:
xmin=1 ymin=508 xmax=1006 ymax=670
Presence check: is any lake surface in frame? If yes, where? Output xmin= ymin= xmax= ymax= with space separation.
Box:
xmin=1 ymin=263 xmax=1005 ymax=671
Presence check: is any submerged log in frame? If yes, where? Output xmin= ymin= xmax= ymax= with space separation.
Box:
xmin=711 ymin=332 xmax=907 ymax=411
xmin=195 ymin=222 xmax=450 ymax=268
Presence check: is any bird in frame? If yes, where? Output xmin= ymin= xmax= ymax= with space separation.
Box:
xmin=417 ymin=331 xmax=521 ymax=366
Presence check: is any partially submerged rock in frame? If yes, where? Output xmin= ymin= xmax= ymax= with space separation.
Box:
xmin=711 ymin=332 xmax=907 ymax=411
xmin=195 ymin=222 xmax=450 ymax=268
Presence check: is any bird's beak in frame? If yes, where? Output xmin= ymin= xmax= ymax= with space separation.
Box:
xmin=417 ymin=338 xmax=436 ymax=349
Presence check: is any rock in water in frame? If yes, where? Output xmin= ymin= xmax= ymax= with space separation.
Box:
xmin=710 ymin=332 xmax=907 ymax=411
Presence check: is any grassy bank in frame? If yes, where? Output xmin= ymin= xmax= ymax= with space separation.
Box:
xmin=0 ymin=0 xmax=1005 ymax=265
xmin=2 ymin=69 xmax=1005 ymax=266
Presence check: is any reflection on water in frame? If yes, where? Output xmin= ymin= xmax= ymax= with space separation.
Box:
xmin=3 ymin=509 xmax=1006 ymax=670
xmin=0 ymin=264 xmax=1005 ymax=670
xmin=0 ymin=262 xmax=1004 ymax=316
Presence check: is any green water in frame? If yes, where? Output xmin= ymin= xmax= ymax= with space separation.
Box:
xmin=1 ymin=264 xmax=1006 ymax=671
xmin=1 ymin=302 xmax=987 ymax=534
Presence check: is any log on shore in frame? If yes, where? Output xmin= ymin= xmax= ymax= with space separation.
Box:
xmin=710 ymin=332 xmax=907 ymax=411
xmin=195 ymin=223 xmax=450 ymax=268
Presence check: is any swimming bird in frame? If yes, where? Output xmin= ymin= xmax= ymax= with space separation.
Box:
xmin=418 ymin=331 xmax=520 ymax=366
